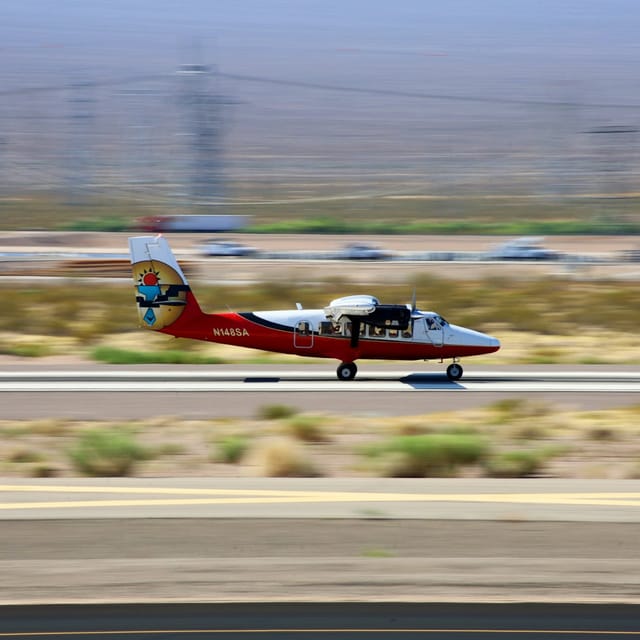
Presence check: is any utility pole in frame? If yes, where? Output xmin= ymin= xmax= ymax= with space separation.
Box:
xmin=66 ymin=78 xmax=95 ymax=206
xmin=177 ymin=62 xmax=225 ymax=212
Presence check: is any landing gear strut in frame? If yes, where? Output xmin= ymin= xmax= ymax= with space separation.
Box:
xmin=446 ymin=363 xmax=463 ymax=381
xmin=337 ymin=362 xmax=358 ymax=381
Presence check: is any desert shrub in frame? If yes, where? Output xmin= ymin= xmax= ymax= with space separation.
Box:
xmin=0 ymin=342 xmax=52 ymax=358
xmin=484 ymin=449 xmax=547 ymax=478
xmin=364 ymin=433 xmax=488 ymax=477
xmin=31 ymin=464 xmax=59 ymax=478
xmin=69 ymin=427 xmax=150 ymax=476
xmin=27 ymin=419 xmax=70 ymax=436
xmin=7 ymin=449 xmax=45 ymax=463
xmin=284 ymin=414 xmax=329 ymax=442
xmin=214 ymin=436 xmax=250 ymax=464
xmin=588 ymin=427 xmax=618 ymax=442
xmin=257 ymin=404 xmax=298 ymax=420
xmin=248 ymin=438 xmax=319 ymax=477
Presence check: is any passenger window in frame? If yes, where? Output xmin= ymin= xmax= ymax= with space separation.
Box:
xmin=402 ymin=324 xmax=413 ymax=338
xmin=370 ymin=326 xmax=386 ymax=337
xmin=388 ymin=328 xmax=399 ymax=338
xmin=297 ymin=321 xmax=310 ymax=336
xmin=320 ymin=321 xmax=333 ymax=335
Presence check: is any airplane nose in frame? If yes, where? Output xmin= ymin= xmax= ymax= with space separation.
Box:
xmin=452 ymin=325 xmax=500 ymax=351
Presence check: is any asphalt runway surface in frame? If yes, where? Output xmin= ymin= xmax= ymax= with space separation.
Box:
xmin=1 ymin=478 xmax=640 ymax=605
xmin=1 ymin=365 xmax=640 ymax=419
xmin=1 ymin=603 xmax=639 ymax=639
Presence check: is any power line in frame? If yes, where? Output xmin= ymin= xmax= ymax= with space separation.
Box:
xmin=2 ymin=70 xmax=640 ymax=110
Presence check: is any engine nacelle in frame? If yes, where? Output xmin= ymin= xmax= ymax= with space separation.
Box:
xmin=324 ymin=295 xmax=411 ymax=330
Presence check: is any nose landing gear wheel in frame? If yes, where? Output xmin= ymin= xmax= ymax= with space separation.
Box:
xmin=337 ymin=362 xmax=358 ymax=380
xmin=446 ymin=363 xmax=463 ymax=381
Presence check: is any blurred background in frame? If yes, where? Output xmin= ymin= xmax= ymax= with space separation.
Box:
xmin=2 ymin=0 xmax=640 ymax=231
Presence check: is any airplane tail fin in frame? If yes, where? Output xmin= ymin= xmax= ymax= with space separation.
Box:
xmin=129 ymin=235 xmax=203 ymax=331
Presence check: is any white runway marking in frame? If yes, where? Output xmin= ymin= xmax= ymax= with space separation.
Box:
xmin=0 ymin=369 xmax=639 ymax=392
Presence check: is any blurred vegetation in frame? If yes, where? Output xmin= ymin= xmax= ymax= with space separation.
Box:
xmin=283 ymin=414 xmax=330 ymax=443
xmin=247 ymin=438 xmax=320 ymax=477
xmin=1 ymin=275 xmax=639 ymax=349
xmin=68 ymin=427 xmax=150 ymax=477
xmin=4 ymin=192 xmax=640 ymax=235
xmin=91 ymin=346 xmax=225 ymax=365
xmin=257 ymin=404 xmax=299 ymax=420
xmin=484 ymin=448 xmax=560 ymax=478
xmin=362 ymin=433 xmax=488 ymax=477
xmin=249 ymin=215 xmax=640 ymax=236
xmin=3 ymin=401 xmax=640 ymax=478
xmin=213 ymin=435 xmax=250 ymax=464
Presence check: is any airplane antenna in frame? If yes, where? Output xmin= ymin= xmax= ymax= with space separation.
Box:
xmin=411 ymin=288 xmax=417 ymax=313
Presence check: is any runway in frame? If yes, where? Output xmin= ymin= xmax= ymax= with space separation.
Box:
xmin=2 ymin=477 xmax=640 ymax=521
xmin=3 ymin=367 xmax=640 ymax=392
xmin=1 ymin=365 xmax=639 ymax=418
xmin=1 ymin=478 xmax=640 ymax=605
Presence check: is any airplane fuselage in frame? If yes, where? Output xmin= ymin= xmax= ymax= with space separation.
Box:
xmin=159 ymin=302 xmax=499 ymax=362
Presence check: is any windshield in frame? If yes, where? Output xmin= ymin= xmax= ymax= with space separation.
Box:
xmin=426 ymin=316 xmax=445 ymax=330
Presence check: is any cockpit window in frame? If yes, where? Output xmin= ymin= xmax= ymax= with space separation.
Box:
xmin=426 ymin=315 xmax=448 ymax=330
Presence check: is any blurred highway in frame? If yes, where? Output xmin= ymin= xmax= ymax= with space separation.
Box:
xmin=2 ymin=232 xmax=639 ymax=283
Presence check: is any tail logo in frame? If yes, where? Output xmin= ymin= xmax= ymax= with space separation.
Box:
xmin=132 ymin=260 xmax=189 ymax=329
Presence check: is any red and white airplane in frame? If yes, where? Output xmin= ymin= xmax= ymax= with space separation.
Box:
xmin=129 ymin=235 xmax=500 ymax=380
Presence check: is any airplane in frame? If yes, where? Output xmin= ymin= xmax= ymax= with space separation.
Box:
xmin=129 ymin=235 xmax=500 ymax=381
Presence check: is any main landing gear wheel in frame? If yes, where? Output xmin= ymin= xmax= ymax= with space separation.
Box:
xmin=337 ymin=362 xmax=358 ymax=381
xmin=446 ymin=363 xmax=463 ymax=381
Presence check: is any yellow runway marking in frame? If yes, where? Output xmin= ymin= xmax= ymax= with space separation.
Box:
xmin=1 ymin=485 xmax=640 ymax=510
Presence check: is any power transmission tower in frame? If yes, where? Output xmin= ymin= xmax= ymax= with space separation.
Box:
xmin=66 ymin=78 xmax=95 ymax=205
xmin=177 ymin=62 xmax=225 ymax=212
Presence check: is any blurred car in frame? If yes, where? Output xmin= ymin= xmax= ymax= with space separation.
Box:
xmin=486 ymin=237 xmax=562 ymax=261
xmin=337 ymin=243 xmax=390 ymax=260
xmin=199 ymin=239 xmax=257 ymax=257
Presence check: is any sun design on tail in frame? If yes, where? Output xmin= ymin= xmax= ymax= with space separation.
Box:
xmin=132 ymin=260 xmax=189 ymax=329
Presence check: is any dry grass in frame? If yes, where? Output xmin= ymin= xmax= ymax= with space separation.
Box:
xmin=1 ymin=274 xmax=639 ymax=364
xmin=245 ymin=438 xmax=320 ymax=477
xmin=2 ymin=402 xmax=640 ymax=478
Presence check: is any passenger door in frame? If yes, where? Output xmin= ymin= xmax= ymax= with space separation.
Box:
xmin=425 ymin=317 xmax=444 ymax=347
xmin=294 ymin=320 xmax=314 ymax=349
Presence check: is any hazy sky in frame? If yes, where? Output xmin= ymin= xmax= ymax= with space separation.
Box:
xmin=3 ymin=1 xmax=640 ymax=197
xmin=3 ymin=0 xmax=640 ymax=88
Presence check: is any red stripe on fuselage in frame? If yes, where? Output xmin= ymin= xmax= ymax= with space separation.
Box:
xmin=159 ymin=307 xmax=498 ymax=361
